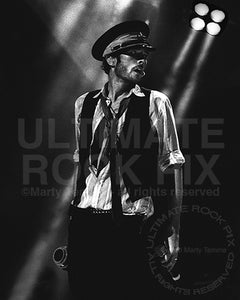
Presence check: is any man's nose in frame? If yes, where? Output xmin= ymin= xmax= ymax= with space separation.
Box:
xmin=137 ymin=58 xmax=147 ymax=67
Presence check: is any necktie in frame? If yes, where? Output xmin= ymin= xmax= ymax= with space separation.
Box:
xmin=90 ymin=96 xmax=129 ymax=222
xmin=109 ymin=116 xmax=123 ymax=223
xmin=89 ymin=98 xmax=113 ymax=175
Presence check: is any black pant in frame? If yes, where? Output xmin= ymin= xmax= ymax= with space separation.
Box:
xmin=67 ymin=206 xmax=158 ymax=300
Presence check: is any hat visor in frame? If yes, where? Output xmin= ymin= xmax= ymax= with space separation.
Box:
xmin=104 ymin=43 xmax=156 ymax=58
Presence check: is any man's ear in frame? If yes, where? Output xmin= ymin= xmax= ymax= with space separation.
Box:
xmin=106 ymin=56 xmax=117 ymax=67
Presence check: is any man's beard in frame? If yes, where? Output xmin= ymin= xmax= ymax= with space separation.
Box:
xmin=115 ymin=63 xmax=145 ymax=83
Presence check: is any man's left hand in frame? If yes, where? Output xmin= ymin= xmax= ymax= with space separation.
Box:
xmin=161 ymin=230 xmax=180 ymax=271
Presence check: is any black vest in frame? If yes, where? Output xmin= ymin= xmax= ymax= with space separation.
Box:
xmin=74 ymin=88 xmax=167 ymax=214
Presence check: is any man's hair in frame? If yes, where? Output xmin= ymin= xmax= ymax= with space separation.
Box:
xmin=101 ymin=54 xmax=121 ymax=74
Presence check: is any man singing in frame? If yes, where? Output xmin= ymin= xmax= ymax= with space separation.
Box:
xmin=67 ymin=20 xmax=185 ymax=299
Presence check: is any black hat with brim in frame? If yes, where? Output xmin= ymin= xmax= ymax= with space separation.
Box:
xmin=91 ymin=20 xmax=155 ymax=61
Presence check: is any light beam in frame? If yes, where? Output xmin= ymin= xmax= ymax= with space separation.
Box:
xmin=175 ymin=34 xmax=214 ymax=126
xmin=162 ymin=29 xmax=198 ymax=97
xmin=7 ymin=180 xmax=74 ymax=300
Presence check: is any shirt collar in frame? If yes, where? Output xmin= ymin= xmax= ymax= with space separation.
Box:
xmin=93 ymin=83 xmax=145 ymax=99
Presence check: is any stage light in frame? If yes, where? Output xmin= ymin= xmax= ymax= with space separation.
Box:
xmin=210 ymin=9 xmax=225 ymax=23
xmin=206 ymin=22 xmax=221 ymax=35
xmin=194 ymin=3 xmax=209 ymax=16
xmin=190 ymin=17 xmax=205 ymax=30
xmin=189 ymin=2 xmax=228 ymax=36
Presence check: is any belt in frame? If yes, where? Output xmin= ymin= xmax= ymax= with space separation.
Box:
xmin=89 ymin=207 xmax=112 ymax=214
xmin=69 ymin=205 xmax=112 ymax=217
xmin=69 ymin=205 xmax=144 ymax=218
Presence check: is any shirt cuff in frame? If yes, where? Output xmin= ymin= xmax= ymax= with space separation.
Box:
xmin=159 ymin=150 xmax=185 ymax=172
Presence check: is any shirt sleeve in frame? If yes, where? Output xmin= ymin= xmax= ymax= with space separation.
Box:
xmin=150 ymin=90 xmax=185 ymax=172
xmin=73 ymin=92 xmax=88 ymax=163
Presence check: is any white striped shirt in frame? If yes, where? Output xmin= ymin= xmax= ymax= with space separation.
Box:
xmin=73 ymin=84 xmax=185 ymax=217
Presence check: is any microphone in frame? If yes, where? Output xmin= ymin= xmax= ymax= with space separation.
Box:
xmin=52 ymin=245 xmax=69 ymax=270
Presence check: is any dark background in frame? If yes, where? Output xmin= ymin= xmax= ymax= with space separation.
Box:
xmin=2 ymin=0 xmax=240 ymax=299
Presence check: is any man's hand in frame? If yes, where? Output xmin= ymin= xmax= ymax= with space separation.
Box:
xmin=161 ymin=229 xmax=180 ymax=271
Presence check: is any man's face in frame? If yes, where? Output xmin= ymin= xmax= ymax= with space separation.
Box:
xmin=114 ymin=48 xmax=149 ymax=83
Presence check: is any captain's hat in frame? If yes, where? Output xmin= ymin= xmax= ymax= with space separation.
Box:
xmin=91 ymin=20 xmax=155 ymax=61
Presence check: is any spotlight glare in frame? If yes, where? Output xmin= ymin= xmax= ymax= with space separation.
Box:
xmin=210 ymin=9 xmax=225 ymax=23
xmin=194 ymin=3 xmax=209 ymax=16
xmin=206 ymin=22 xmax=221 ymax=35
xmin=190 ymin=17 xmax=205 ymax=31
